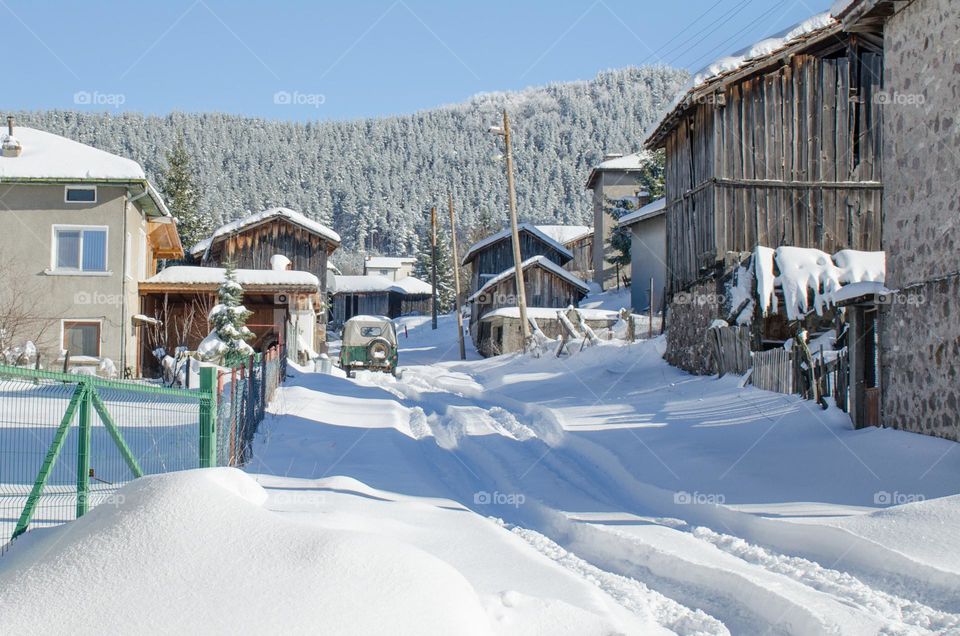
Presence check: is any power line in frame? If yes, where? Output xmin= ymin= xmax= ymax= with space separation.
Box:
xmin=659 ymin=0 xmax=753 ymax=63
xmin=638 ymin=0 xmax=728 ymax=64
xmin=683 ymin=2 xmax=794 ymax=71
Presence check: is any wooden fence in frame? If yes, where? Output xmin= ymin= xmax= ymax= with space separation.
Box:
xmin=707 ymin=326 xmax=752 ymax=377
xmin=751 ymin=348 xmax=795 ymax=394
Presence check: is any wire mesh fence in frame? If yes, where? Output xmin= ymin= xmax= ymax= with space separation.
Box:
xmin=215 ymin=347 xmax=284 ymax=467
xmin=0 ymin=367 xmax=211 ymax=553
xmin=1 ymin=346 xmax=287 ymax=553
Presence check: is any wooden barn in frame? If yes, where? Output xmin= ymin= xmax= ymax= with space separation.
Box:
xmin=462 ymin=224 xmax=574 ymax=295
xmin=329 ymin=275 xmax=433 ymax=327
xmin=644 ymin=12 xmax=884 ymax=373
xmin=536 ymin=225 xmax=595 ymax=281
xmin=468 ymin=256 xmax=589 ymax=356
xmin=137 ymin=266 xmax=322 ymax=376
xmin=190 ymin=207 xmax=340 ymax=342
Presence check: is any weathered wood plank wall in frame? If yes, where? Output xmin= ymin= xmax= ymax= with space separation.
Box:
xmin=663 ymin=35 xmax=884 ymax=294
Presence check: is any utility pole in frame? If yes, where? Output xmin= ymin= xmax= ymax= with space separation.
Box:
xmin=489 ymin=110 xmax=530 ymax=348
xmin=448 ymin=192 xmax=466 ymax=360
xmin=430 ymin=206 xmax=438 ymax=330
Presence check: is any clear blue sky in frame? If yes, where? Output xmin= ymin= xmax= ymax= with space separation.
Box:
xmin=5 ymin=0 xmax=830 ymax=121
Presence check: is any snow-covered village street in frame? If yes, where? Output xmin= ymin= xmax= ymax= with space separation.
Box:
xmin=8 ymin=305 xmax=958 ymax=635
xmin=2 ymin=0 xmax=959 ymax=634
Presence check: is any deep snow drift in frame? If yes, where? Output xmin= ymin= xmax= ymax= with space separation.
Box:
xmin=0 ymin=469 xmax=493 ymax=635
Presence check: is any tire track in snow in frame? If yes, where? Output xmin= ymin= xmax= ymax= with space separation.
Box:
xmin=377 ymin=365 xmax=955 ymax=634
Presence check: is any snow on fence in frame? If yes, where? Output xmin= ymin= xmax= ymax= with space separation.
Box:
xmin=215 ymin=346 xmax=285 ymax=467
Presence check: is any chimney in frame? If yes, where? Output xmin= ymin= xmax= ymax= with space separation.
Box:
xmin=2 ymin=116 xmax=22 ymax=158
xmin=602 ymin=152 xmax=623 ymax=161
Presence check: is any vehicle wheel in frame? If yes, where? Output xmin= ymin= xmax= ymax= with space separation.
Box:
xmin=367 ymin=337 xmax=392 ymax=363
xmin=347 ymin=370 xmax=355 ymax=379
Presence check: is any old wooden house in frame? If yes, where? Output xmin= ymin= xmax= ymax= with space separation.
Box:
xmin=468 ymin=256 xmax=589 ymax=356
xmin=329 ymin=275 xmax=433 ymax=327
xmin=190 ymin=207 xmax=340 ymax=342
xmin=462 ymin=224 xmax=573 ymax=295
xmin=644 ymin=12 xmax=885 ymax=373
xmin=138 ymin=266 xmax=321 ymax=375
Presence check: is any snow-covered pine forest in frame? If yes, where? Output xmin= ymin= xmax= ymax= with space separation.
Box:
xmin=14 ymin=66 xmax=685 ymax=263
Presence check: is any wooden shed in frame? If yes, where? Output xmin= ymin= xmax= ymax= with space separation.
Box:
xmin=462 ymin=224 xmax=573 ymax=295
xmin=468 ymin=256 xmax=589 ymax=356
xmin=137 ymin=266 xmax=322 ymax=376
xmin=644 ymin=12 xmax=885 ymax=372
xmin=329 ymin=275 xmax=433 ymax=327
xmin=190 ymin=207 xmax=340 ymax=341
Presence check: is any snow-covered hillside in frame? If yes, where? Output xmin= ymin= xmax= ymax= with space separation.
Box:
xmin=3 ymin=314 xmax=958 ymax=634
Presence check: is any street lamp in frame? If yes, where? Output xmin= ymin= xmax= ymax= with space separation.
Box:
xmin=489 ymin=110 xmax=531 ymax=348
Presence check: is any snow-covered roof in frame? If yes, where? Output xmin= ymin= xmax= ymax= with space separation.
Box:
xmin=462 ymin=223 xmax=573 ymax=266
xmin=390 ymin=276 xmax=433 ymax=295
xmin=365 ymin=256 xmax=415 ymax=270
xmin=0 ymin=126 xmax=146 ymax=181
xmin=190 ymin=207 xmax=341 ymax=255
xmin=141 ymin=266 xmax=320 ymax=290
xmin=645 ymin=12 xmax=838 ymax=147
xmin=480 ymin=307 xmax=618 ymax=321
xmin=585 ymin=152 xmax=651 ymax=189
xmin=333 ymin=274 xmax=432 ymax=296
xmin=467 ymin=255 xmax=589 ymax=303
xmin=535 ymin=225 xmax=593 ymax=245
xmin=618 ymin=197 xmax=666 ymax=226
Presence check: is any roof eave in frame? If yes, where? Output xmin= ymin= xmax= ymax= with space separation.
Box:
xmin=643 ymin=22 xmax=844 ymax=150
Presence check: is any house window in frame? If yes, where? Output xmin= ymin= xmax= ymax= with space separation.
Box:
xmin=64 ymin=185 xmax=97 ymax=203
xmin=62 ymin=321 xmax=101 ymax=357
xmin=53 ymin=226 xmax=108 ymax=272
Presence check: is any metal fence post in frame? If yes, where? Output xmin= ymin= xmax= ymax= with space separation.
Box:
xmin=199 ymin=366 xmax=217 ymax=468
xmin=76 ymin=380 xmax=92 ymax=517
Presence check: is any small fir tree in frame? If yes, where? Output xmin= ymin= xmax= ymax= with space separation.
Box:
xmin=208 ymin=262 xmax=254 ymax=359
xmin=159 ymin=132 xmax=211 ymax=256
xmin=414 ymin=225 xmax=456 ymax=313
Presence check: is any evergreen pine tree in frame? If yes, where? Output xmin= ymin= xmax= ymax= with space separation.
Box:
xmin=414 ymin=226 xmax=456 ymax=313
xmin=208 ymin=262 xmax=254 ymax=361
xmin=159 ymin=132 xmax=210 ymax=255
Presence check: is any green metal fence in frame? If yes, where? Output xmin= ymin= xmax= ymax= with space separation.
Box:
xmin=0 ymin=346 xmax=287 ymax=552
xmin=0 ymin=365 xmax=216 ymax=552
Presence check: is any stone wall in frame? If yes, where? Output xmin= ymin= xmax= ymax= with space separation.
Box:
xmin=879 ymin=0 xmax=960 ymax=441
xmin=664 ymin=280 xmax=720 ymax=375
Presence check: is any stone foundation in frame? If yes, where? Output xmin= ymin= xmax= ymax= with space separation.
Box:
xmin=664 ymin=280 xmax=720 ymax=375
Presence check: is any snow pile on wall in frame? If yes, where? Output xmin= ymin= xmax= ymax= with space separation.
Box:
xmin=755 ymin=246 xmax=885 ymax=320
xmin=0 ymin=469 xmax=492 ymax=635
